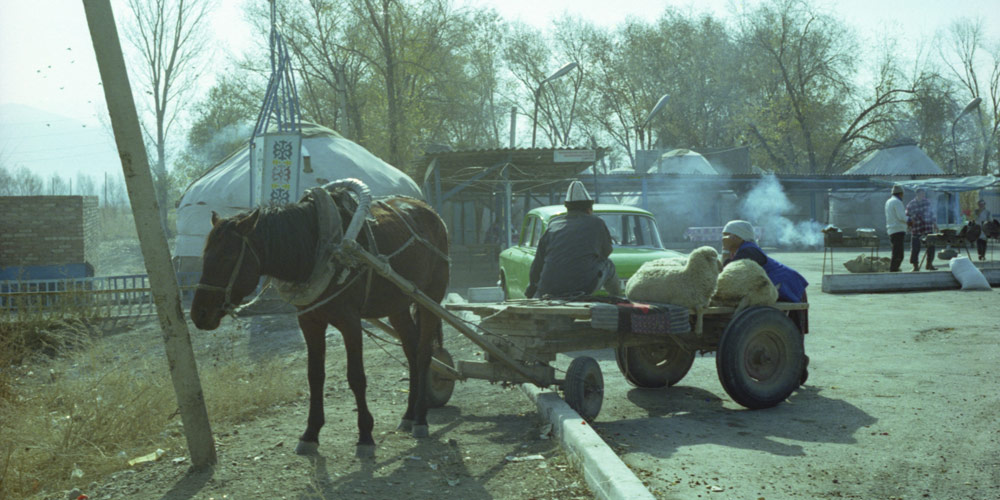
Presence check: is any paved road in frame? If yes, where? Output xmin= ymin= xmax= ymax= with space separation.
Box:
xmin=553 ymin=251 xmax=1000 ymax=500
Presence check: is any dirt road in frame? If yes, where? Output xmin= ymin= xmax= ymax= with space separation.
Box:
xmin=554 ymin=251 xmax=999 ymax=500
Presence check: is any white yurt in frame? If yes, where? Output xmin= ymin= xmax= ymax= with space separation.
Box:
xmin=174 ymin=122 xmax=422 ymax=272
xmin=842 ymin=139 xmax=944 ymax=176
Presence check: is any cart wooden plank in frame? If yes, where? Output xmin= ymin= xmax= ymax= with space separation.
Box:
xmin=445 ymin=300 xmax=808 ymax=319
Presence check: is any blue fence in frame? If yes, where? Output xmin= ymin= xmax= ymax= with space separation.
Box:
xmin=0 ymin=272 xmax=201 ymax=318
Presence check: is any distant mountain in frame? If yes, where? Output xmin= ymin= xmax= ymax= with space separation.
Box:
xmin=0 ymin=103 xmax=122 ymax=189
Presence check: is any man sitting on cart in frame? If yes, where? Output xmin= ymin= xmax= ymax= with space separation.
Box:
xmin=525 ymin=181 xmax=621 ymax=299
xmin=721 ymin=220 xmax=810 ymax=383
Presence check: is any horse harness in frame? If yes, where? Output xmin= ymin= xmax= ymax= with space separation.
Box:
xmin=195 ymin=233 xmax=261 ymax=317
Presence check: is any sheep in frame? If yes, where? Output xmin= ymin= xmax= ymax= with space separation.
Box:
xmin=625 ymin=246 xmax=722 ymax=334
xmin=711 ymin=258 xmax=778 ymax=312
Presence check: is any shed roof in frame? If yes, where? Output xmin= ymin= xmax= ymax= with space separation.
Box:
xmin=413 ymin=147 xmax=606 ymax=193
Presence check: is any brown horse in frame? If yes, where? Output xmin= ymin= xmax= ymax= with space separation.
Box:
xmin=190 ymin=182 xmax=450 ymax=457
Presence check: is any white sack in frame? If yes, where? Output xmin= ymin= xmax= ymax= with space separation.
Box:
xmin=949 ymin=256 xmax=991 ymax=291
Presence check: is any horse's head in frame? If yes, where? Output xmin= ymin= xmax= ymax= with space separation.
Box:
xmin=191 ymin=210 xmax=263 ymax=330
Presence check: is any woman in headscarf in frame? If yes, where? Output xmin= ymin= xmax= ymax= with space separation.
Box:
xmin=721 ymin=220 xmax=808 ymax=303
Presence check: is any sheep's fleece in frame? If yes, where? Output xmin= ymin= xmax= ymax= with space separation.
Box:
xmin=625 ymin=246 xmax=722 ymax=308
xmin=712 ymin=258 xmax=778 ymax=309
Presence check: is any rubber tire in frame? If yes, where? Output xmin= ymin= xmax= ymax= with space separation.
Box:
xmin=426 ymin=346 xmax=456 ymax=408
xmin=563 ymin=356 xmax=604 ymax=422
xmin=716 ymin=307 xmax=804 ymax=409
xmin=615 ymin=341 xmax=695 ymax=388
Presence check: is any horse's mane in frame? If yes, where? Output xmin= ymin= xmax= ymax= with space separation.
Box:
xmin=249 ymin=186 xmax=361 ymax=282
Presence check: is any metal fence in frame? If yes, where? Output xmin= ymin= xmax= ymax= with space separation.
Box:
xmin=0 ymin=273 xmax=201 ymax=319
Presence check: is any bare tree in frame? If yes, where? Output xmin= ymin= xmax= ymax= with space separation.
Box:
xmin=123 ymin=0 xmax=215 ymax=233
xmin=12 ymin=167 xmax=45 ymax=196
xmin=939 ymin=18 xmax=1000 ymax=175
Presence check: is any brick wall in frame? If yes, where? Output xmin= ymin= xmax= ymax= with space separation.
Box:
xmin=0 ymin=196 xmax=98 ymax=267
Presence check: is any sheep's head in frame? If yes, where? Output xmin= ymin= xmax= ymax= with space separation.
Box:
xmin=687 ymin=246 xmax=722 ymax=273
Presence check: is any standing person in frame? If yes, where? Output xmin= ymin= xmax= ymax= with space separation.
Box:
xmin=525 ymin=181 xmax=621 ymax=299
xmin=973 ymin=199 xmax=992 ymax=261
xmin=905 ymin=188 xmax=938 ymax=271
xmin=884 ymin=185 xmax=907 ymax=272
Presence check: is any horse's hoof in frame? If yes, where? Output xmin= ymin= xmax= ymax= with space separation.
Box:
xmin=355 ymin=444 xmax=376 ymax=459
xmin=295 ymin=440 xmax=319 ymax=456
xmin=412 ymin=424 xmax=429 ymax=439
xmin=397 ymin=418 xmax=414 ymax=432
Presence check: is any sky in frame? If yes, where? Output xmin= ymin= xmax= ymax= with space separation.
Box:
xmin=0 ymin=0 xmax=997 ymax=182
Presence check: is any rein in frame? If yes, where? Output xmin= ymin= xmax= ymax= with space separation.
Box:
xmin=196 ymin=235 xmax=260 ymax=316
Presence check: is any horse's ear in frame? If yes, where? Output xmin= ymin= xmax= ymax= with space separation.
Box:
xmin=211 ymin=211 xmax=221 ymax=227
xmin=235 ymin=209 xmax=260 ymax=235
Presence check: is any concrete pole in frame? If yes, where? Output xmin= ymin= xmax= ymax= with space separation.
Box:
xmin=509 ymin=106 xmax=516 ymax=148
xmin=82 ymin=0 xmax=216 ymax=469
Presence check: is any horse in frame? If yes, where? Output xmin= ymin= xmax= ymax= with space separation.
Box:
xmin=189 ymin=179 xmax=450 ymax=458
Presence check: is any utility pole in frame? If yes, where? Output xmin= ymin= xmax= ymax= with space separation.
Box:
xmin=82 ymin=0 xmax=216 ymax=469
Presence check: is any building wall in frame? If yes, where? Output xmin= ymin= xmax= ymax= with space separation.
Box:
xmin=0 ymin=196 xmax=98 ymax=268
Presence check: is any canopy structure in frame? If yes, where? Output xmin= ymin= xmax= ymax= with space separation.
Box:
xmin=872 ymin=175 xmax=999 ymax=193
xmin=174 ymin=122 xmax=422 ymax=263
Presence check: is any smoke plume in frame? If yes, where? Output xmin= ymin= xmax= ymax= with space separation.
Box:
xmin=739 ymin=174 xmax=823 ymax=248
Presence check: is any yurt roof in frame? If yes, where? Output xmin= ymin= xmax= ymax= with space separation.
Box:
xmin=650 ymin=149 xmax=719 ymax=175
xmin=843 ymin=140 xmax=944 ymax=175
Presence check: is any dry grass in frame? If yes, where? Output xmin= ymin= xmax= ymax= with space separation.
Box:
xmin=0 ymin=316 xmax=301 ymax=500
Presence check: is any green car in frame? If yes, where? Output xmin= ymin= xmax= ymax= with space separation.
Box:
xmin=499 ymin=204 xmax=685 ymax=299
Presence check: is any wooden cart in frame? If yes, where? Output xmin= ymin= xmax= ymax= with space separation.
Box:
xmin=346 ymin=240 xmax=809 ymax=422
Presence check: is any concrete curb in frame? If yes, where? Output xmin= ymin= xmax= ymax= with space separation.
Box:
xmin=521 ymin=384 xmax=655 ymax=500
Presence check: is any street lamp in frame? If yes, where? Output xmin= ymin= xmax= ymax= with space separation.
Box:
xmin=531 ymin=61 xmax=578 ymax=148
xmin=634 ymin=93 xmax=670 ymax=170
xmin=951 ymin=96 xmax=982 ymax=172
xmin=635 ymin=93 xmax=670 ymax=153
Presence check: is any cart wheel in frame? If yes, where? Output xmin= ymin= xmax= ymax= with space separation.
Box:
xmin=563 ymin=356 xmax=603 ymax=421
xmin=716 ymin=307 xmax=804 ymax=409
xmin=615 ymin=340 xmax=695 ymax=388
xmin=426 ymin=346 xmax=456 ymax=408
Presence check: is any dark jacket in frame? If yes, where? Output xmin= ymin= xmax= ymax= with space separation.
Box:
xmin=527 ymin=211 xmax=613 ymax=298
xmin=726 ymin=241 xmax=808 ymax=303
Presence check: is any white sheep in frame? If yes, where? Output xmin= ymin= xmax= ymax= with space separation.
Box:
xmin=712 ymin=258 xmax=778 ymax=312
xmin=625 ymin=246 xmax=722 ymax=333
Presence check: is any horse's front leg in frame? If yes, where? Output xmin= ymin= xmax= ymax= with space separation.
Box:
xmin=295 ymin=315 xmax=327 ymax=455
xmin=338 ymin=316 xmax=376 ymax=458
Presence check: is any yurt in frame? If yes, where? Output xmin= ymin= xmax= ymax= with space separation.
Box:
xmin=174 ymin=122 xmax=422 ymax=272
xmin=842 ymin=138 xmax=945 ymax=175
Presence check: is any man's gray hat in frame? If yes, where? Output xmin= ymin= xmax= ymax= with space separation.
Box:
xmin=564 ymin=180 xmax=593 ymax=203
xmin=891 ymin=185 xmax=904 ymax=195
xmin=723 ymin=220 xmax=755 ymax=242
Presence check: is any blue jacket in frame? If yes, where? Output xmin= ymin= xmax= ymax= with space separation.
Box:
xmin=729 ymin=241 xmax=808 ymax=303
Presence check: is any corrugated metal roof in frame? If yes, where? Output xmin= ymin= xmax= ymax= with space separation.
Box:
xmin=414 ymin=147 xmax=607 ymax=189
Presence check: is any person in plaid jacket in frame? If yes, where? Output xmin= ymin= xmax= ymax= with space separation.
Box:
xmin=906 ymin=188 xmax=938 ymax=271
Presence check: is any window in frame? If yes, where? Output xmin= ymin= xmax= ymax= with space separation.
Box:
xmin=519 ymin=217 xmax=534 ymax=246
xmin=597 ymin=213 xmax=663 ymax=248
xmin=529 ymin=216 xmax=545 ymax=247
